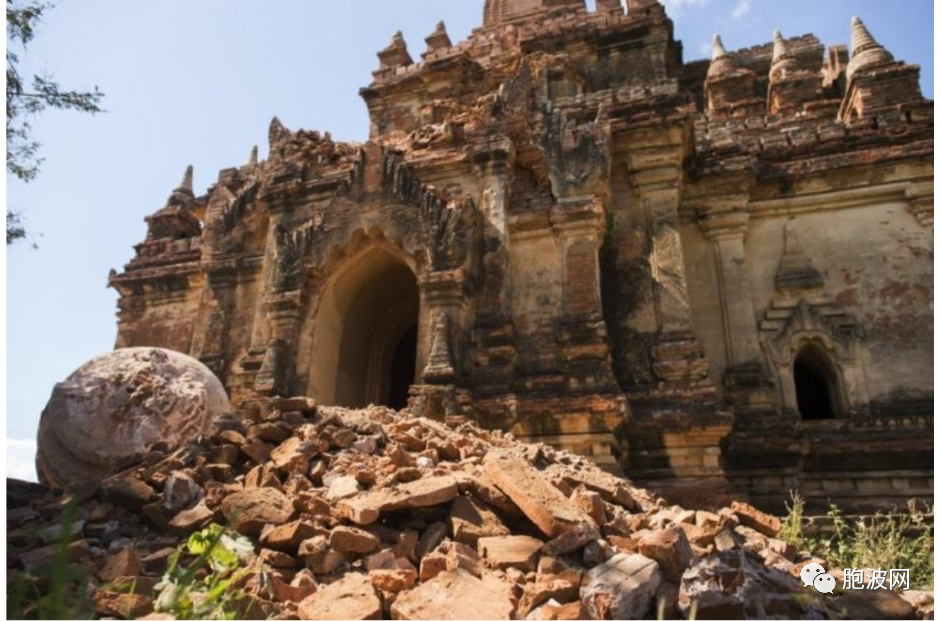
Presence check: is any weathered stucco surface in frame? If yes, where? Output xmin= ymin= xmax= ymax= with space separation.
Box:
xmin=110 ymin=1 xmax=933 ymax=512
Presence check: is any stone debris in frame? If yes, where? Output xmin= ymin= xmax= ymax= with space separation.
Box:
xmin=581 ymin=553 xmax=662 ymax=620
xmin=9 ymin=401 xmax=869 ymax=619
xmin=298 ymin=572 xmax=382 ymax=620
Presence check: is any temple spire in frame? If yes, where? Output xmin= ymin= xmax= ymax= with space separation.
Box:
xmin=707 ymin=34 xmax=737 ymax=78
xmin=425 ymin=20 xmax=452 ymax=54
xmin=482 ymin=0 xmax=587 ymax=29
xmin=175 ymin=165 xmax=194 ymax=196
xmin=247 ymin=145 xmax=258 ymax=167
xmin=846 ymin=16 xmax=893 ymax=79
xmin=377 ymin=30 xmax=413 ymax=69
xmin=771 ymin=31 xmax=788 ymax=64
xmin=851 ymin=16 xmax=881 ymax=56
xmin=712 ymin=34 xmax=729 ymax=61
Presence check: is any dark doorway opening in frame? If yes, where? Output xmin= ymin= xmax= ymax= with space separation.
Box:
xmin=794 ymin=348 xmax=837 ymax=420
xmin=326 ymin=248 xmax=420 ymax=409
xmin=387 ymin=324 xmax=418 ymax=410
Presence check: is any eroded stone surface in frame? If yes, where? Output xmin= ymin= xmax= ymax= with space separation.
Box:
xmin=298 ymin=573 xmax=381 ymax=620
xmin=391 ymin=569 xmax=514 ymax=620
xmin=580 ymin=553 xmax=662 ymax=620
xmin=37 ymin=348 xmax=229 ymax=488
xmin=220 ymin=487 xmax=295 ymax=535
xmin=483 ymin=452 xmax=591 ymax=537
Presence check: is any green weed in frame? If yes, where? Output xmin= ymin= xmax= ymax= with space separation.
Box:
xmin=152 ymin=523 xmax=259 ymax=620
xmin=781 ymin=492 xmax=933 ymax=590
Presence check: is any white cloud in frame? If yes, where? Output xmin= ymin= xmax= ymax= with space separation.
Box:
xmin=7 ymin=437 xmax=38 ymax=482
xmin=662 ymin=0 xmax=711 ymax=17
xmin=731 ymin=0 xmax=751 ymax=19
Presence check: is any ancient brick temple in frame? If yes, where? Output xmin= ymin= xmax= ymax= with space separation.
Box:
xmin=110 ymin=1 xmax=933 ymax=512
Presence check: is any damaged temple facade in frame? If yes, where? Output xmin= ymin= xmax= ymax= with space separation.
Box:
xmin=110 ymin=1 xmax=933 ymax=513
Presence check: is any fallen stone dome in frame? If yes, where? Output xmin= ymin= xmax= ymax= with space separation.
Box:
xmin=36 ymin=347 xmax=230 ymax=488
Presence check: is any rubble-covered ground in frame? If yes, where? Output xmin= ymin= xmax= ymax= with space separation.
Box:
xmin=7 ymin=398 xmax=931 ymax=619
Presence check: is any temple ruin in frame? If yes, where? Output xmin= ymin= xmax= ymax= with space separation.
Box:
xmin=109 ymin=0 xmax=933 ymax=512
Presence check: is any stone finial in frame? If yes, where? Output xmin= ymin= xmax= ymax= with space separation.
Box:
xmin=712 ymin=34 xmax=729 ymax=61
xmin=707 ymin=34 xmax=737 ymax=78
xmin=851 ymin=16 xmax=881 ymax=56
xmin=378 ymin=30 xmax=413 ymax=69
xmin=846 ymin=16 xmax=893 ymax=79
xmin=769 ymin=30 xmax=798 ymax=82
xmin=269 ymin=116 xmax=288 ymax=147
xmin=425 ymin=21 xmax=452 ymax=53
xmin=175 ymin=165 xmax=194 ymax=196
xmin=771 ymin=31 xmax=788 ymax=64
xmin=247 ymin=145 xmax=258 ymax=167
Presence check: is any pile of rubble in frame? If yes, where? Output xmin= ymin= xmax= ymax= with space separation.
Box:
xmin=8 ymin=398 xmax=925 ymax=619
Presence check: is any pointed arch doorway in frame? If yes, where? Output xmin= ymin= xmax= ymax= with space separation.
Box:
xmin=308 ymin=246 xmax=420 ymax=409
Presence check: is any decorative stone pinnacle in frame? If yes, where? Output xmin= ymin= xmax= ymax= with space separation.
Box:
xmin=425 ymin=20 xmax=452 ymax=53
xmin=707 ymin=34 xmax=739 ymax=79
xmin=378 ymin=29 xmax=413 ymax=69
xmin=712 ymin=34 xmax=728 ymax=61
xmin=247 ymin=145 xmax=258 ymax=167
xmin=771 ymin=30 xmax=788 ymax=63
xmin=175 ymin=165 xmax=194 ymax=195
xmin=846 ymin=15 xmax=893 ymax=80
xmin=850 ymin=16 xmax=880 ymax=56
xmin=269 ymin=116 xmax=288 ymax=147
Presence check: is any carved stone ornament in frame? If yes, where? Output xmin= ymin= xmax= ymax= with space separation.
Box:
xmin=543 ymin=107 xmax=610 ymax=200
xmin=273 ymin=220 xmax=317 ymax=292
xmin=422 ymin=311 xmax=456 ymax=384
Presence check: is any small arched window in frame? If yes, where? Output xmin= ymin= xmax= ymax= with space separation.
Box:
xmin=793 ymin=345 xmax=840 ymax=420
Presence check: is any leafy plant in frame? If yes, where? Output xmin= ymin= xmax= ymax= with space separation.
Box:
xmin=6 ymin=501 xmax=92 ymax=620
xmin=152 ymin=523 xmax=258 ymax=620
xmin=782 ymin=493 xmax=934 ymax=590
xmin=6 ymin=0 xmax=105 ymax=244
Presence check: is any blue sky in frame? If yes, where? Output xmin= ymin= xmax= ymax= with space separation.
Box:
xmin=5 ymin=0 xmax=934 ymax=480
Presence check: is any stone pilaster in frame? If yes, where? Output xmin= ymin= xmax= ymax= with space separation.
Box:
xmin=189 ymin=260 xmax=238 ymax=379
xmin=626 ymin=150 xmax=714 ymax=402
xmin=696 ymin=199 xmax=774 ymax=411
xmin=551 ymin=198 xmax=617 ymax=389
xmin=250 ymin=191 xmax=312 ymax=396
xmin=254 ymin=290 xmax=302 ymax=395
xmin=469 ymin=138 xmax=517 ymax=393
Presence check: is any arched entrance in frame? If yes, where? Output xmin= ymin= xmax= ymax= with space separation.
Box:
xmin=793 ymin=345 xmax=840 ymax=420
xmin=307 ymin=246 xmax=420 ymax=409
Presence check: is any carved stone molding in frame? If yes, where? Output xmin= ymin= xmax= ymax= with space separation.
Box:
xmin=905 ymin=181 xmax=933 ymax=229
xmin=760 ymin=297 xmax=870 ymax=416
